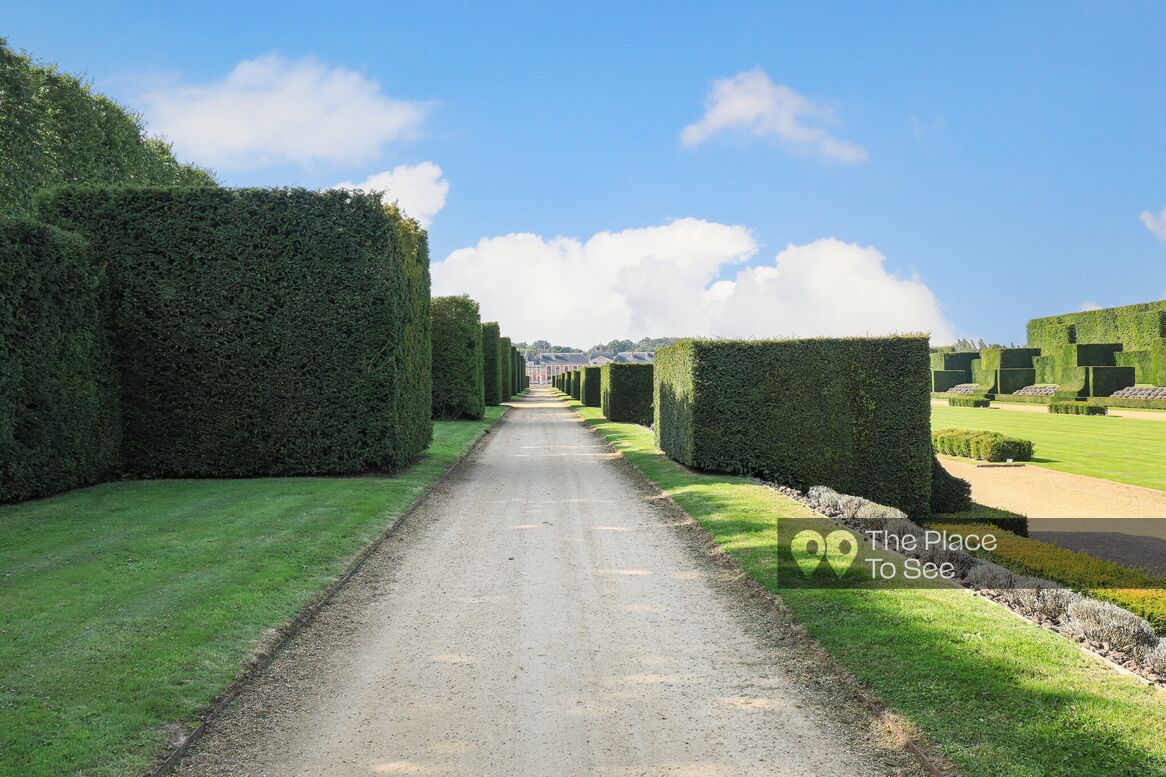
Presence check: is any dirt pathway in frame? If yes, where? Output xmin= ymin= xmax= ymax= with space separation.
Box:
xmin=172 ymin=387 xmax=914 ymax=777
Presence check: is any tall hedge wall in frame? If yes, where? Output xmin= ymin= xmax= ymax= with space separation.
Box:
xmin=1 ymin=39 xmax=214 ymax=217
xmin=482 ymin=322 xmax=502 ymax=405
xmin=600 ymin=363 xmax=653 ymax=424
xmin=580 ymin=366 xmax=602 ymax=407
xmin=1 ymin=217 xmax=119 ymax=502
xmin=431 ymin=295 xmax=484 ymax=420
xmin=655 ymin=337 xmax=933 ymax=517
xmin=1027 ymin=300 xmax=1166 ymax=351
xmin=387 ymin=205 xmax=433 ymax=454
xmin=38 ymin=186 xmax=430 ymax=477
xmin=499 ymin=336 xmax=513 ymax=400
xmin=570 ymin=370 xmax=582 ymax=400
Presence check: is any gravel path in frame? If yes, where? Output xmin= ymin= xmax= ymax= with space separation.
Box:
xmin=171 ymin=387 xmax=918 ymax=777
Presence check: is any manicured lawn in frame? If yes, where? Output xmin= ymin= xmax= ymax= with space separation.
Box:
xmin=0 ymin=407 xmax=504 ymax=777
xmin=572 ymin=400 xmax=1166 ymax=777
xmin=932 ymin=404 xmax=1166 ymax=491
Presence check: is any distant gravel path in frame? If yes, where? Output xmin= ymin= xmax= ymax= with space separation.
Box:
xmin=172 ymin=387 xmax=917 ymax=777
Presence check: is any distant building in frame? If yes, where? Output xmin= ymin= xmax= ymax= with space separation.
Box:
xmin=588 ymin=354 xmax=614 ymax=366
xmin=527 ymin=352 xmax=588 ymax=384
xmin=614 ymin=351 xmax=654 ymax=364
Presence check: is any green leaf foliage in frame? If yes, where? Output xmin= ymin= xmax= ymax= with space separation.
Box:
xmin=499 ymin=336 xmax=513 ymax=400
xmin=36 ymin=186 xmax=430 ymax=477
xmin=481 ymin=322 xmax=502 ymax=405
xmin=929 ymin=456 xmax=972 ymax=513
xmin=948 ymin=397 xmax=990 ymax=408
xmin=1048 ymin=402 xmax=1107 ymax=416
xmin=655 ymin=337 xmax=934 ymax=517
xmin=932 ymin=428 xmax=1034 ymax=461
xmin=579 ymin=366 xmax=602 ymax=407
xmin=0 ymin=39 xmax=215 ymax=218
xmin=0 ymin=216 xmax=119 ymax=501
xmin=600 ymin=363 xmax=652 ymax=424
xmin=431 ymin=296 xmax=484 ymax=420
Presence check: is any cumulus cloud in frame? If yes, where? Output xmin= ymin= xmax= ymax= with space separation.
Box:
xmin=681 ymin=69 xmax=866 ymax=162
xmin=335 ymin=162 xmax=449 ymax=227
xmin=138 ymin=54 xmax=429 ymax=169
xmin=1140 ymin=206 xmax=1166 ymax=241
xmin=1080 ymin=301 xmax=1102 ymax=312
xmin=433 ymin=221 xmax=952 ymax=346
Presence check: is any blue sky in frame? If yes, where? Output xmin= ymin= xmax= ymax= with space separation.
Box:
xmin=7 ymin=1 xmax=1166 ymax=346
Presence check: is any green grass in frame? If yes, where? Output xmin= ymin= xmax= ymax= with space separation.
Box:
xmin=571 ymin=400 xmax=1166 ymax=776
xmin=932 ymin=404 xmax=1166 ymax=491
xmin=0 ymin=407 xmax=504 ymax=777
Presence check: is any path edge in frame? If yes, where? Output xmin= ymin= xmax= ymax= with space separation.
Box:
xmin=568 ymin=400 xmax=955 ymax=777
xmin=143 ymin=408 xmax=511 ymax=777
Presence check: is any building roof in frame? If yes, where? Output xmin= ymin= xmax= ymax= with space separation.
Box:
xmin=589 ymin=355 xmax=614 ymax=365
xmin=530 ymin=352 xmax=588 ymax=365
xmin=614 ymin=351 xmax=654 ymax=363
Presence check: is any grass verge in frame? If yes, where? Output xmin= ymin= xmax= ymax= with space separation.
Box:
xmin=0 ymin=407 xmax=505 ymax=777
xmin=931 ymin=404 xmax=1166 ymax=491
xmin=571 ymin=399 xmax=1166 ymax=776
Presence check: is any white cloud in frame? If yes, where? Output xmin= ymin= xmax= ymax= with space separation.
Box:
xmin=138 ymin=54 xmax=429 ymax=169
xmin=911 ymin=114 xmax=946 ymax=140
xmin=335 ymin=162 xmax=449 ymax=227
xmin=681 ymin=69 xmax=866 ymax=162
xmin=1140 ymin=206 xmax=1166 ymax=241
xmin=433 ymin=221 xmax=953 ymax=346
xmin=1080 ymin=301 xmax=1102 ymax=312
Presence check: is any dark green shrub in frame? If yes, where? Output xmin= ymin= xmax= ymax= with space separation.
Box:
xmin=600 ymin=363 xmax=653 ymax=424
xmin=431 ymin=296 xmax=484 ymax=420
xmin=929 ymin=505 xmax=1029 ymax=537
xmin=500 ymin=337 xmax=513 ymax=400
xmin=930 ymin=456 xmax=972 ymax=513
xmin=655 ymin=337 xmax=933 ymax=517
xmin=38 ymin=186 xmax=429 ymax=477
xmin=948 ymin=397 xmax=990 ymax=408
xmin=1049 ymin=402 xmax=1107 ymax=416
xmin=580 ymin=366 xmax=601 ymax=407
xmin=1 ymin=217 xmax=119 ymax=501
xmin=570 ymin=370 xmax=581 ymax=400
xmin=387 ymin=205 xmax=433 ymax=456
xmin=932 ymin=428 xmax=1034 ymax=462
xmin=482 ymin=322 xmax=502 ymax=405
xmin=1 ymin=40 xmax=214 ymax=217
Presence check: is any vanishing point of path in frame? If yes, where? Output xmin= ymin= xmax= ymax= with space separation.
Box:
xmin=173 ymin=387 xmax=920 ymax=777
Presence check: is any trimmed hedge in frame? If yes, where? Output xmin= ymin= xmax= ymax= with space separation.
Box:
xmin=932 ymin=428 xmax=1034 ymax=462
xmin=1049 ymin=401 xmax=1107 ymax=416
xmin=431 ymin=295 xmax=484 ymax=420
xmin=1 ymin=217 xmax=119 ymax=501
xmin=928 ymin=506 xmax=1028 ymax=537
xmin=482 ymin=322 xmax=502 ymax=405
xmin=570 ymin=370 xmax=581 ymax=400
xmin=930 ymin=456 xmax=972 ymax=513
xmin=500 ymin=337 xmax=513 ymax=400
xmin=388 ymin=205 xmax=433 ymax=456
xmin=600 ymin=363 xmax=653 ymax=424
xmin=948 ymin=397 xmax=990 ymax=408
xmin=655 ymin=337 xmax=933 ymax=517
xmin=1028 ymin=300 xmax=1166 ymax=352
xmin=38 ymin=186 xmax=430 ymax=476
xmin=580 ymin=366 xmax=601 ymax=407
xmin=1 ymin=40 xmax=214 ymax=217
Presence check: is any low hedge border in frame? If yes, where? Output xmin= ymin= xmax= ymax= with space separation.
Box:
xmin=1049 ymin=402 xmax=1108 ymax=416
xmin=932 ymin=428 xmax=1034 ymax=462
xmin=948 ymin=397 xmax=990 ymax=408
xmin=933 ymin=523 xmax=1166 ymax=633
xmin=927 ymin=506 xmax=1028 ymax=537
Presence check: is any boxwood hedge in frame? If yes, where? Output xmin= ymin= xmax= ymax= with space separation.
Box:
xmin=431 ymin=295 xmax=484 ymax=420
xmin=655 ymin=337 xmax=933 ymax=517
xmin=570 ymin=370 xmax=581 ymax=400
xmin=932 ymin=428 xmax=1034 ymax=461
xmin=482 ymin=322 xmax=502 ymax=405
xmin=38 ymin=186 xmax=431 ymax=477
xmin=500 ymin=337 xmax=513 ymax=400
xmin=1049 ymin=402 xmax=1107 ymax=416
xmin=388 ymin=205 xmax=433 ymax=457
xmin=1 ymin=217 xmax=119 ymax=502
xmin=580 ymin=366 xmax=601 ymax=407
xmin=600 ymin=363 xmax=653 ymax=423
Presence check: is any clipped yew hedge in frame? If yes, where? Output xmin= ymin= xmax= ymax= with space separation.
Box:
xmin=431 ymin=295 xmax=484 ymax=420
xmin=38 ymin=186 xmax=431 ymax=477
xmin=570 ymin=370 xmax=582 ymax=400
xmin=1 ymin=217 xmax=119 ymax=502
xmin=580 ymin=366 xmax=601 ymax=407
xmin=655 ymin=337 xmax=933 ymax=517
xmin=601 ymin=363 xmax=652 ymax=423
xmin=500 ymin=337 xmax=513 ymax=400
xmin=482 ymin=322 xmax=502 ymax=405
